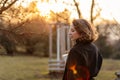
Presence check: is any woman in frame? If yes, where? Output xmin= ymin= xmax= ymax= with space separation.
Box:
xmin=62 ymin=19 xmax=103 ymax=80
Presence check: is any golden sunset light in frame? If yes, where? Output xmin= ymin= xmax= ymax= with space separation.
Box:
xmin=36 ymin=2 xmax=65 ymax=16
xmin=15 ymin=0 xmax=120 ymax=22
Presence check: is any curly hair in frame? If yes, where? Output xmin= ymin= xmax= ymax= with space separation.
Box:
xmin=72 ymin=19 xmax=98 ymax=43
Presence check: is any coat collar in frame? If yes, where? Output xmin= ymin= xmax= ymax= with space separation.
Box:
xmin=75 ymin=39 xmax=91 ymax=45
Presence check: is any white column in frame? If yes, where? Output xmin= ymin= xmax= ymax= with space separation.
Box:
xmin=49 ymin=25 xmax=52 ymax=59
xmin=60 ymin=26 xmax=66 ymax=56
xmin=67 ymin=26 xmax=71 ymax=51
xmin=57 ymin=25 xmax=60 ymax=61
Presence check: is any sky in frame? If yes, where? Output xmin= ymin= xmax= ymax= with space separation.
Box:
xmin=65 ymin=0 xmax=120 ymax=22
xmin=96 ymin=0 xmax=120 ymax=22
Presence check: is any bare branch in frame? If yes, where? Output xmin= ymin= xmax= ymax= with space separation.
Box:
xmin=90 ymin=0 xmax=94 ymax=24
xmin=93 ymin=8 xmax=101 ymax=20
xmin=0 ymin=0 xmax=18 ymax=14
xmin=3 ymin=0 xmax=8 ymax=7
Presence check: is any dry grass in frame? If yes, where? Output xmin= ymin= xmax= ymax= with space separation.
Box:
xmin=0 ymin=56 xmax=119 ymax=80
xmin=96 ymin=59 xmax=120 ymax=80
xmin=0 ymin=56 xmax=49 ymax=80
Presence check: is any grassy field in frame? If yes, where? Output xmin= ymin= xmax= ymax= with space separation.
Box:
xmin=0 ymin=56 xmax=120 ymax=80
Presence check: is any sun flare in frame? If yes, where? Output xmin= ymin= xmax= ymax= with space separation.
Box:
xmin=36 ymin=1 xmax=65 ymax=16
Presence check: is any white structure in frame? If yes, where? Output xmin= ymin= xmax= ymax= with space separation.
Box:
xmin=48 ymin=22 xmax=71 ymax=73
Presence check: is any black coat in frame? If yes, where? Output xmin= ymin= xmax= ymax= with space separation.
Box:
xmin=62 ymin=40 xmax=103 ymax=80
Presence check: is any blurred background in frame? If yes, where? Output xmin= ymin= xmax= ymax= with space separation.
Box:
xmin=0 ymin=0 xmax=120 ymax=80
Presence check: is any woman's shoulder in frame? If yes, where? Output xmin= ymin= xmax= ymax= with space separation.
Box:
xmin=69 ymin=42 xmax=98 ymax=54
xmin=90 ymin=43 xmax=98 ymax=51
xmin=84 ymin=43 xmax=98 ymax=50
xmin=79 ymin=43 xmax=98 ymax=55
